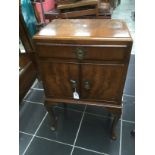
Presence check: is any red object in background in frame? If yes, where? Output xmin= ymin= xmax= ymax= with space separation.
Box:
xmin=35 ymin=0 xmax=55 ymax=23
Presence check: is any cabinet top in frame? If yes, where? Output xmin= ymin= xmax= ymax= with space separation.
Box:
xmin=33 ymin=19 xmax=132 ymax=42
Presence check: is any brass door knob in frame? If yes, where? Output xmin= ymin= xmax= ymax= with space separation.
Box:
xmin=84 ymin=81 xmax=91 ymax=90
xmin=70 ymin=79 xmax=77 ymax=89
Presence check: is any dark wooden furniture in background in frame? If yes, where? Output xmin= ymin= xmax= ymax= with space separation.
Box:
xmin=57 ymin=0 xmax=99 ymax=18
xmin=33 ymin=19 xmax=132 ymax=140
xmin=44 ymin=0 xmax=112 ymax=21
xmin=19 ymin=2 xmax=37 ymax=102
xmin=19 ymin=53 xmax=37 ymax=103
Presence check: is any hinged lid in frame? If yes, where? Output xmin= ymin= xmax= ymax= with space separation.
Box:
xmin=33 ymin=19 xmax=132 ymax=42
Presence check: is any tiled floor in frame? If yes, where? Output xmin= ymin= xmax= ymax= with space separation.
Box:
xmin=19 ymin=0 xmax=135 ymax=154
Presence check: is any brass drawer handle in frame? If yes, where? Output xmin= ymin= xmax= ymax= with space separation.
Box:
xmin=75 ymin=48 xmax=85 ymax=60
xmin=84 ymin=81 xmax=91 ymax=90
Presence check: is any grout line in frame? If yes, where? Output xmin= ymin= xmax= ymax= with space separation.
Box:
xmin=122 ymin=119 xmax=135 ymax=124
xmin=19 ymin=131 xmax=33 ymax=137
xmin=123 ymin=94 xmax=135 ymax=98
xmin=31 ymin=87 xmax=44 ymax=91
xmin=70 ymin=105 xmax=87 ymax=155
xmin=22 ymin=136 xmax=34 ymax=155
xmin=35 ymin=135 xmax=73 ymax=147
xmin=33 ymin=112 xmax=48 ymax=134
xmin=20 ymin=131 xmax=108 ymax=155
xmin=23 ymin=89 xmax=32 ymax=100
xmin=119 ymin=115 xmax=123 ymax=155
xmin=31 ymin=79 xmax=38 ymax=88
xmin=122 ymin=101 xmax=135 ymax=105
xmin=22 ymin=112 xmax=48 ymax=155
xmin=23 ymin=100 xmax=44 ymax=105
xmin=74 ymin=146 xmax=110 ymax=155
xmin=19 ymin=131 xmax=73 ymax=148
xmin=22 ymin=78 xmax=39 ymax=101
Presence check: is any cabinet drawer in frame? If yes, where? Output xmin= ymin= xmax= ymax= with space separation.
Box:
xmin=36 ymin=44 xmax=128 ymax=61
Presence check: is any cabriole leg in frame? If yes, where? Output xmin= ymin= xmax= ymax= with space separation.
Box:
xmin=44 ymin=104 xmax=57 ymax=131
xmin=105 ymin=107 xmax=122 ymax=140
xmin=111 ymin=114 xmax=121 ymax=140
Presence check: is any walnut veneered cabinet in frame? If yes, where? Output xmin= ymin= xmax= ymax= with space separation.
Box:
xmin=33 ymin=19 xmax=133 ymax=140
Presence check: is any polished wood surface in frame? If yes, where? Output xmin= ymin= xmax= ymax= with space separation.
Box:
xmin=81 ymin=64 xmax=124 ymax=101
xmin=19 ymin=53 xmax=31 ymax=68
xmin=40 ymin=62 xmax=79 ymax=98
xmin=33 ymin=19 xmax=132 ymax=140
xmin=33 ymin=19 xmax=131 ymax=41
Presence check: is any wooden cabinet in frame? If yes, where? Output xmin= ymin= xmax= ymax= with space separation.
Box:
xmin=33 ymin=19 xmax=132 ymax=140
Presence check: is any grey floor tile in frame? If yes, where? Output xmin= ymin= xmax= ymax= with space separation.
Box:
xmin=76 ymin=113 xmax=120 ymax=155
xmin=124 ymin=77 xmax=135 ymax=96
xmin=19 ymin=102 xmax=46 ymax=134
xmin=85 ymin=105 xmax=111 ymax=118
xmin=126 ymin=64 xmax=135 ymax=79
xmin=73 ymin=148 xmax=102 ymax=155
xmin=33 ymin=80 xmax=43 ymax=89
xmin=123 ymin=103 xmax=135 ymax=122
xmin=129 ymin=55 xmax=135 ymax=65
xmin=24 ymin=89 xmax=45 ymax=103
xmin=25 ymin=137 xmax=72 ymax=155
xmin=37 ymin=107 xmax=83 ymax=144
xmin=57 ymin=103 xmax=85 ymax=112
xmin=121 ymin=122 xmax=135 ymax=155
xmin=123 ymin=95 xmax=135 ymax=104
xmin=19 ymin=133 xmax=32 ymax=155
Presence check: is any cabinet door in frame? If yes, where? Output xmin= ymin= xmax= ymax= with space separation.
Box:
xmin=40 ymin=62 xmax=79 ymax=99
xmin=81 ymin=64 xmax=125 ymax=101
